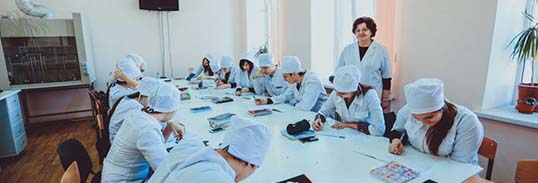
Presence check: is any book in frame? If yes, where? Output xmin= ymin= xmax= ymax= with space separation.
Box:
xmin=208 ymin=113 xmax=236 ymax=129
xmin=180 ymin=92 xmax=191 ymax=100
xmin=190 ymin=106 xmax=212 ymax=113
xmin=276 ymin=174 xmax=313 ymax=183
xmin=248 ymin=109 xmax=272 ymax=117
xmin=370 ymin=161 xmax=420 ymax=183
xmin=280 ymin=129 xmax=316 ymax=141
xmin=211 ymin=96 xmax=234 ymax=104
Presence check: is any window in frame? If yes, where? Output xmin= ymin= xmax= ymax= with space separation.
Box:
xmin=311 ymin=0 xmax=376 ymax=80
xmin=245 ymin=0 xmax=271 ymax=57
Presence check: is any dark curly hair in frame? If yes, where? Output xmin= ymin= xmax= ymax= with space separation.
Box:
xmin=352 ymin=16 xmax=377 ymax=37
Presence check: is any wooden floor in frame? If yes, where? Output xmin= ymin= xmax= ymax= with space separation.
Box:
xmin=0 ymin=120 xmax=101 ymax=183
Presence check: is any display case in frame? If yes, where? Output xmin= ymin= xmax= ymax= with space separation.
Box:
xmin=0 ymin=13 xmax=95 ymax=89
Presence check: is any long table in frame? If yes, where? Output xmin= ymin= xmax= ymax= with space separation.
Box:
xmin=166 ymin=79 xmax=482 ymax=183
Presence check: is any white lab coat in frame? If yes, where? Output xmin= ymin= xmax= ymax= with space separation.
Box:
xmin=318 ymin=89 xmax=385 ymax=136
xmin=109 ymin=84 xmax=137 ymax=107
xmin=218 ymin=65 xmax=241 ymax=85
xmin=236 ymin=66 xmax=261 ymax=89
xmin=149 ymin=139 xmax=236 ymax=183
xmin=336 ymin=40 xmax=392 ymax=99
xmin=392 ymin=104 xmax=484 ymax=164
xmin=270 ymin=70 xmax=328 ymax=112
xmin=253 ymin=67 xmax=288 ymax=97
xmin=108 ymin=98 xmax=144 ymax=143
xmin=102 ymin=111 xmax=168 ymax=183
xmin=192 ymin=65 xmax=216 ymax=79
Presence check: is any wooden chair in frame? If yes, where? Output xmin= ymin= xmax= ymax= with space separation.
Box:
xmin=478 ymin=136 xmax=498 ymax=180
xmin=515 ymin=159 xmax=538 ymax=183
xmin=88 ymin=90 xmax=111 ymax=164
xmin=60 ymin=162 xmax=80 ymax=183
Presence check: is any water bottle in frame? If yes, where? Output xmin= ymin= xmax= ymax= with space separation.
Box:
xmin=156 ymin=72 xmax=160 ymax=79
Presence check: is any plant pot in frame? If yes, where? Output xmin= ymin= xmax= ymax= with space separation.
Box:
xmin=518 ymin=83 xmax=538 ymax=112
xmin=517 ymin=100 xmax=536 ymax=114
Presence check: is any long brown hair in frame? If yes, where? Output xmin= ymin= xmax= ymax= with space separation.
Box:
xmin=426 ymin=100 xmax=457 ymax=156
xmin=355 ymin=84 xmax=374 ymax=96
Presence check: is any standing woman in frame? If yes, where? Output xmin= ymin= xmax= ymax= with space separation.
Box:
xmin=102 ymin=84 xmax=185 ymax=182
xmin=235 ymin=53 xmax=260 ymax=96
xmin=388 ymin=78 xmax=484 ymax=165
xmin=187 ymin=53 xmax=217 ymax=81
xmin=336 ymin=17 xmax=392 ymax=110
xmin=312 ymin=65 xmax=385 ymax=136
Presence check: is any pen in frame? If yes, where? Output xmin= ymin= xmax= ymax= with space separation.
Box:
xmin=317 ymin=133 xmax=345 ymax=139
xmin=354 ymin=151 xmax=388 ymax=163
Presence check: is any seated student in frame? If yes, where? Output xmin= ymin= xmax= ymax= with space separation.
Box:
xmin=126 ymin=53 xmax=147 ymax=73
xmin=102 ymin=84 xmax=186 ymax=183
xmin=235 ymin=53 xmax=261 ymax=96
xmin=312 ymin=65 xmax=385 ymax=136
xmin=148 ymin=116 xmax=272 ymax=183
xmin=252 ymin=53 xmax=288 ymax=97
xmin=388 ymin=78 xmax=484 ymax=165
xmin=254 ymin=56 xmax=327 ymax=112
xmin=216 ymin=56 xmax=240 ymax=89
xmin=108 ymin=77 xmax=163 ymax=143
xmin=186 ymin=53 xmax=217 ymax=81
xmin=109 ymin=56 xmax=143 ymax=107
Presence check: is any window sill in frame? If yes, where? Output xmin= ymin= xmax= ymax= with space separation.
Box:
xmin=475 ymin=105 xmax=538 ymax=129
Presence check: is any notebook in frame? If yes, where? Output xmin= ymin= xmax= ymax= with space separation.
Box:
xmin=190 ymin=106 xmax=212 ymax=113
xmin=248 ymin=108 xmax=272 ymax=117
xmin=280 ymin=129 xmax=316 ymax=141
xmin=370 ymin=161 xmax=420 ymax=183
xmin=208 ymin=113 xmax=236 ymax=129
xmin=211 ymin=96 xmax=234 ymax=104
xmin=276 ymin=174 xmax=313 ymax=183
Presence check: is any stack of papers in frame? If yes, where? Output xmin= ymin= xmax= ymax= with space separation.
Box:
xmin=208 ymin=113 xmax=235 ymax=129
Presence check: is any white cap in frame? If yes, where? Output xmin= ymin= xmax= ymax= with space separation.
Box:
xmin=258 ymin=53 xmax=274 ymax=67
xmin=334 ymin=65 xmax=361 ymax=93
xmin=209 ymin=61 xmax=221 ymax=72
xmin=149 ymin=83 xmax=180 ymax=113
xmin=220 ymin=56 xmax=234 ymax=68
xmin=204 ymin=53 xmax=216 ymax=64
xmin=116 ymin=57 xmax=143 ymax=81
xmin=221 ymin=116 xmax=272 ymax=166
xmin=126 ymin=53 xmax=146 ymax=71
xmin=239 ymin=52 xmax=258 ymax=66
xmin=404 ymin=78 xmax=446 ymax=114
xmin=280 ymin=56 xmax=302 ymax=73
xmin=137 ymin=77 xmax=163 ymax=96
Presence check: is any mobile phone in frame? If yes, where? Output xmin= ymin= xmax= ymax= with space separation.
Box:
xmin=299 ymin=136 xmax=318 ymax=143
xmin=209 ymin=127 xmax=225 ymax=133
xmin=422 ymin=179 xmax=438 ymax=183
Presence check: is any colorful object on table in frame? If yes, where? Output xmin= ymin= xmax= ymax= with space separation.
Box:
xmin=248 ymin=108 xmax=272 ymax=117
xmin=370 ymin=161 xmax=420 ymax=183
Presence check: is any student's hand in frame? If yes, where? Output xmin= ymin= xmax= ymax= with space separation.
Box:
xmin=312 ymin=118 xmax=323 ymax=131
xmin=381 ymin=91 xmax=391 ymax=109
xmin=381 ymin=100 xmax=391 ymax=109
xmin=235 ymin=90 xmax=242 ymax=96
xmin=241 ymin=88 xmax=250 ymax=92
xmin=114 ymin=68 xmax=127 ymax=80
xmin=216 ymin=80 xmax=223 ymax=86
xmin=216 ymin=84 xmax=230 ymax=90
xmin=196 ymin=75 xmax=205 ymax=80
xmin=169 ymin=122 xmax=185 ymax=141
xmin=331 ymin=122 xmax=352 ymax=130
xmin=254 ymin=98 xmax=267 ymax=105
xmin=253 ymin=71 xmax=264 ymax=79
xmin=388 ymin=139 xmax=404 ymax=155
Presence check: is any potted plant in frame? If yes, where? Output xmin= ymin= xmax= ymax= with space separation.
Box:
xmin=517 ymin=97 xmax=538 ymax=114
xmin=509 ymin=3 xmax=538 ymax=112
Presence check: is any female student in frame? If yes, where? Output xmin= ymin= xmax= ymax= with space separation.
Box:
xmin=312 ymin=65 xmax=385 ymax=136
xmin=102 ymin=84 xmax=185 ymax=182
xmin=109 ymin=56 xmax=143 ymax=107
xmin=388 ymin=78 xmax=484 ymax=165
xmin=336 ymin=16 xmax=392 ymax=110
xmin=215 ymin=56 xmax=240 ymax=89
xmin=187 ymin=53 xmax=218 ymax=81
xmin=108 ymin=77 xmax=162 ymax=143
xmin=235 ymin=53 xmax=260 ymax=96
xmin=254 ymin=56 xmax=327 ymax=112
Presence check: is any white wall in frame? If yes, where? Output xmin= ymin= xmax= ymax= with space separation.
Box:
xmin=280 ymin=0 xmax=311 ymax=70
xmin=0 ymin=0 xmax=245 ymax=90
xmin=393 ymin=0 xmax=497 ymax=110
xmin=311 ymin=0 xmax=334 ymax=79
